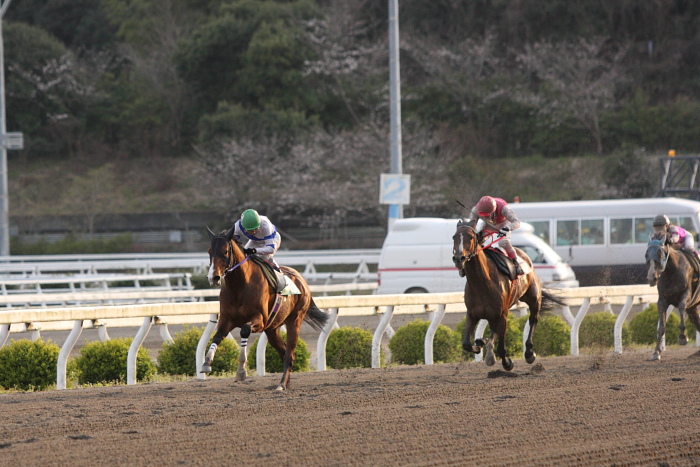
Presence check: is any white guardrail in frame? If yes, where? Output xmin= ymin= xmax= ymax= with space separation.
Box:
xmin=3 ymin=284 xmax=698 ymax=390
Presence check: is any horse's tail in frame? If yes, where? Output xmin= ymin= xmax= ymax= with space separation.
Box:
xmin=541 ymin=289 xmax=567 ymax=311
xmin=304 ymin=298 xmax=329 ymax=332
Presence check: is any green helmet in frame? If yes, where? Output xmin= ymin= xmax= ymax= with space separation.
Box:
xmin=241 ymin=209 xmax=261 ymax=230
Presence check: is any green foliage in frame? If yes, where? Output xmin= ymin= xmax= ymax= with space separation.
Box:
xmin=73 ymin=338 xmax=156 ymax=385
xmin=629 ymin=303 xmax=688 ymax=345
xmin=11 ymin=233 xmax=134 ymax=255
xmin=389 ymin=319 xmax=461 ymax=365
xmin=157 ymin=326 xmax=240 ymax=376
xmin=0 ymin=339 xmax=60 ymax=391
xmin=579 ymin=312 xmax=631 ymax=349
xmin=247 ymin=332 xmax=311 ymax=373
xmin=456 ymin=314 xmax=523 ymax=359
xmin=326 ymin=327 xmax=381 ymax=369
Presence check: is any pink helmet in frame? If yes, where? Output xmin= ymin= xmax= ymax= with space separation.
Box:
xmin=476 ymin=196 xmax=497 ymax=216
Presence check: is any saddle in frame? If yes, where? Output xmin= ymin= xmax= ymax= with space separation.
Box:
xmin=249 ymin=255 xmax=299 ymax=295
xmin=483 ymin=249 xmax=519 ymax=281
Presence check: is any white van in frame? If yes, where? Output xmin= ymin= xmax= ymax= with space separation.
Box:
xmin=376 ymin=218 xmax=578 ymax=294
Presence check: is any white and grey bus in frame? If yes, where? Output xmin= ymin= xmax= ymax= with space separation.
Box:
xmin=508 ymin=197 xmax=700 ymax=285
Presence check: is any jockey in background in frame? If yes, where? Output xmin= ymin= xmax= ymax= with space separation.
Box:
xmin=470 ymin=195 xmax=524 ymax=275
xmin=234 ymin=209 xmax=282 ymax=266
xmin=652 ymin=214 xmax=698 ymax=257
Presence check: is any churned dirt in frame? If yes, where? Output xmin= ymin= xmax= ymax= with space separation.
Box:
xmin=1 ymin=346 xmax=700 ymax=467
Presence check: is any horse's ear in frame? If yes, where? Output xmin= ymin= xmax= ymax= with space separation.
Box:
xmin=206 ymin=226 xmax=215 ymax=239
xmin=225 ymin=224 xmax=236 ymax=240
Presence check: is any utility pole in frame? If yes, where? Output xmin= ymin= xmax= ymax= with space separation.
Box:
xmin=0 ymin=0 xmax=22 ymax=257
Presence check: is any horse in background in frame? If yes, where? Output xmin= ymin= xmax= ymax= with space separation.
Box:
xmin=452 ymin=219 xmax=565 ymax=370
xmin=645 ymin=233 xmax=700 ymax=360
xmin=204 ymin=225 xmax=328 ymax=390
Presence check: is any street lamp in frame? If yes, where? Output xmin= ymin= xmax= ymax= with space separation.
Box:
xmin=0 ymin=0 xmax=23 ymax=257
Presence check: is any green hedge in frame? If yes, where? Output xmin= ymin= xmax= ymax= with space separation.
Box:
xmin=247 ymin=332 xmax=311 ymax=373
xmin=389 ymin=319 xmax=461 ymax=365
xmin=157 ymin=326 xmax=240 ymax=376
xmin=0 ymin=339 xmax=60 ymax=391
xmin=515 ymin=315 xmax=571 ymax=357
xmin=326 ymin=327 xmax=383 ymax=369
xmin=629 ymin=304 xmax=692 ymax=345
xmin=579 ymin=312 xmax=631 ymax=349
xmin=73 ymin=338 xmax=156 ymax=385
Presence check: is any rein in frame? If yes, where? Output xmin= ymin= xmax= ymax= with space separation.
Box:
xmin=463 ymin=228 xmax=504 ymax=261
xmin=211 ymin=235 xmax=249 ymax=277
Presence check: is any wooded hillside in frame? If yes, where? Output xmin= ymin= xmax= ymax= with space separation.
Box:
xmin=5 ymin=0 xmax=698 ymax=232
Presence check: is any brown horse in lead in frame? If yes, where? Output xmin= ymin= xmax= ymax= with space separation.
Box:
xmin=203 ymin=225 xmax=328 ymax=390
xmin=452 ymin=219 xmax=564 ymax=370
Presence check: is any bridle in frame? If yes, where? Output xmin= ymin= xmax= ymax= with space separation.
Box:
xmin=210 ymin=235 xmax=249 ymax=277
xmin=454 ymin=224 xmax=503 ymax=264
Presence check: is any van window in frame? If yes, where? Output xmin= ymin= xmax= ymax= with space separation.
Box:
xmin=610 ymin=218 xmax=633 ymax=244
xmin=635 ymin=217 xmax=654 ymax=243
xmin=516 ymin=245 xmax=545 ymax=264
xmin=529 ymin=221 xmax=550 ymax=244
xmin=581 ymin=219 xmax=604 ymax=245
xmin=556 ymin=220 xmax=579 ymax=246
xmin=674 ymin=216 xmax=696 ymax=234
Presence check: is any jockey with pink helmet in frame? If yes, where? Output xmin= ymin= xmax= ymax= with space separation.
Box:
xmin=652 ymin=214 xmax=698 ymax=257
xmin=470 ymin=195 xmax=524 ymax=275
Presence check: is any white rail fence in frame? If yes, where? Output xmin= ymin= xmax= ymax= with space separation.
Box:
xmin=1 ymin=284 xmax=698 ymax=390
xmin=0 ymin=249 xmax=381 ymax=282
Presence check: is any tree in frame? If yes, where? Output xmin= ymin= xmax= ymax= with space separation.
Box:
xmin=516 ymin=37 xmax=629 ymax=155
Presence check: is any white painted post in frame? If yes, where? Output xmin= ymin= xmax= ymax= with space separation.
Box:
xmin=570 ymin=298 xmax=591 ymax=356
xmin=372 ymin=306 xmax=394 ymax=368
xmin=316 ymin=308 xmax=338 ymax=371
xmin=424 ymin=304 xmax=446 ymax=365
xmin=474 ymin=319 xmax=488 ymax=363
xmin=256 ymin=333 xmax=268 ymax=376
xmin=57 ymin=319 xmax=83 ymax=390
xmin=560 ymin=306 xmax=575 ymax=326
xmin=0 ymin=323 xmax=8 ymax=348
xmin=127 ymin=316 xmax=152 ymax=385
xmin=614 ymin=295 xmax=635 ymax=354
xmin=196 ymin=313 xmax=218 ymax=380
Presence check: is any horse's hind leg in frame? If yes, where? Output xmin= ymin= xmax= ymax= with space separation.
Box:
xmin=651 ymin=302 xmax=670 ymax=361
xmin=678 ymin=304 xmax=689 ymax=345
xmin=264 ymin=327 xmax=289 ymax=390
xmin=686 ymin=306 xmax=700 ymax=344
xmin=523 ymin=297 xmax=541 ymax=364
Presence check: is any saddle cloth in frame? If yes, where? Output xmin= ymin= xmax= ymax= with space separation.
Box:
xmin=249 ymin=255 xmax=300 ymax=295
xmin=481 ymin=233 xmax=531 ymax=281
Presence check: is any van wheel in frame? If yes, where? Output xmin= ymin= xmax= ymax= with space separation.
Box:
xmin=405 ymin=287 xmax=428 ymax=294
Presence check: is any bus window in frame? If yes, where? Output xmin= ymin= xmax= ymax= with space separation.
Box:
xmin=610 ymin=218 xmax=633 ymax=244
xmin=635 ymin=217 xmax=654 ymax=243
xmin=557 ymin=220 xmax=579 ymax=246
xmin=581 ymin=219 xmax=604 ymax=245
xmin=528 ymin=221 xmax=549 ymax=244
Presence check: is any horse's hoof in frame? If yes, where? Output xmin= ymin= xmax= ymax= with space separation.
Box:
xmin=503 ymin=358 xmax=514 ymax=371
xmin=649 ymin=353 xmax=661 ymax=361
xmin=275 ymin=385 xmax=286 ymax=391
xmin=485 ymin=353 xmax=496 ymax=366
xmin=235 ymin=371 xmax=246 ymax=382
xmin=525 ymin=351 xmax=536 ymax=364
xmin=200 ymin=364 xmax=212 ymax=374
xmin=679 ymin=336 xmax=689 ymax=346
xmin=475 ymin=338 xmax=486 ymax=347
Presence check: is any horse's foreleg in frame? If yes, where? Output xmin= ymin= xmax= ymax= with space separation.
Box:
xmin=678 ymin=305 xmax=688 ymax=346
xmin=462 ymin=314 xmax=481 ymax=354
xmin=651 ymin=303 xmax=669 ymax=361
xmin=484 ymin=333 xmax=496 ymax=367
xmin=235 ymin=324 xmax=252 ymax=381
xmin=201 ymin=320 xmax=234 ymax=373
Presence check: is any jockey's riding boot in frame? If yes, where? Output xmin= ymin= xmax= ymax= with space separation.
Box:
xmin=512 ymin=257 xmax=524 ymax=275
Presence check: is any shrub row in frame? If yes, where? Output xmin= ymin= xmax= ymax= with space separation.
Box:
xmin=1 ymin=305 xmax=691 ymax=391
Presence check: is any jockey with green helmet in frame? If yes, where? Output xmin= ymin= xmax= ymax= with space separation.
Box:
xmin=469 ymin=195 xmax=524 ymax=275
xmin=234 ymin=209 xmax=282 ymax=265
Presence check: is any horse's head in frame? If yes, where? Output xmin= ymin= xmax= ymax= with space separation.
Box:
xmin=452 ymin=219 xmax=479 ymax=277
xmin=206 ymin=225 xmax=241 ymax=287
xmin=645 ymin=238 xmax=668 ymax=287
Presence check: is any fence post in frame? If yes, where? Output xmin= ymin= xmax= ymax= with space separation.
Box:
xmin=372 ymin=306 xmax=394 ymax=368
xmin=570 ymin=298 xmax=591 ymax=356
xmin=614 ymin=295 xmax=634 ymax=354
xmin=424 ymin=304 xmax=446 ymax=365
xmin=316 ymin=308 xmax=338 ymax=371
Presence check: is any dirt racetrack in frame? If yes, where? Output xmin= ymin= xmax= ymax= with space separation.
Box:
xmin=2 ymin=346 xmax=700 ymax=467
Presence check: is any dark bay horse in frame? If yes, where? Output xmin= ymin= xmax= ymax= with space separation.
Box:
xmin=452 ymin=220 xmax=565 ymax=370
xmin=204 ymin=226 xmax=329 ymax=390
xmin=645 ymin=236 xmax=700 ymax=360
